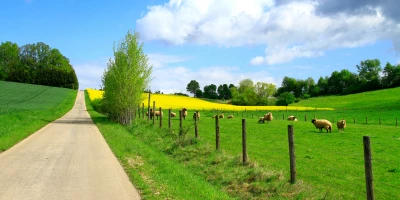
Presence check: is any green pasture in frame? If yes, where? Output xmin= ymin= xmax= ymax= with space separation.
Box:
xmin=291 ymin=87 xmax=400 ymax=109
xmin=0 ymin=81 xmax=77 ymax=151
xmin=129 ymin=88 xmax=400 ymax=199
xmin=86 ymin=87 xmax=400 ymax=199
xmin=131 ymin=108 xmax=400 ymax=199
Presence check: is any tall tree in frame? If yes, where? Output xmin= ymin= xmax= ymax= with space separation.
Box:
xmin=0 ymin=41 xmax=20 ymax=80
xmin=382 ymin=62 xmax=400 ymax=88
xmin=356 ymin=59 xmax=382 ymax=90
xmin=186 ymin=80 xmax=200 ymax=95
xmin=102 ymin=30 xmax=152 ymax=125
xmin=238 ymin=78 xmax=254 ymax=93
xmin=203 ymin=84 xmax=218 ymax=99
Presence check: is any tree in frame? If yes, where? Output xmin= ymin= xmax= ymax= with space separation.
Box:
xmin=195 ymin=89 xmax=203 ymax=98
xmin=102 ymin=30 xmax=152 ymax=125
xmin=203 ymin=84 xmax=218 ymax=99
xmin=186 ymin=80 xmax=200 ymax=96
xmin=317 ymin=76 xmax=329 ymax=95
xmin=0 ymin=41 xmax=20 ymax=80
xmin=254 ymin=82 xmax=276 ymax=105
xmin=382 ymin=62 xmax=400 ymax=88
xmin=238 ymin=78 xmax=254 ymax=93
xmin=356 ymin=59 xmax=382 ymax=90
xmin=277 ymin=92 xmax=296 ymax=106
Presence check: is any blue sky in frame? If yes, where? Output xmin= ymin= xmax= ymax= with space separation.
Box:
xmin=1 ymin=0 xmax=399 ymax=94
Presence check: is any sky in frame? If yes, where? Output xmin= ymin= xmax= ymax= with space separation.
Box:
xmin=1 ymin=0 xmax=399 ymax=94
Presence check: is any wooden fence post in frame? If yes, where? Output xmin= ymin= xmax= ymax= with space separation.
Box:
xmin=138 ymin=104 xmax=140 ymax=119
xmin=363 ymin=136 xmax=374 ymax=200
xmin=305 ymin=114 xmax=307 ymax=122
xmin=242 ymin=119 xmax=247 ymax=164
xmin=159 ymin=107 xmax=162 ymax=128
xmin=153 ymin=101 xmax=156 ymax=125
xmin=142 ymin=103 xmax=145 ymax=119
xmin=195 ymin=111 xmax=198 ymax=138
xmin=147 ymin=91 xmax=151 ymax=122
xmin=288 ymin=125 xmax=296 ymax=184
xmin=168 ymin=108 xmax=171 ymax=129
xmin=179 ymin=110 xmax=183 ymax=130
xmin=216 ymin=116 xmax=220 ymax=150
xmin=283 ymin=114 xmax=285 ymax=120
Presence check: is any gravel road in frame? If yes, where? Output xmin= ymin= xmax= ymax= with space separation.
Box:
xmin=0 ymin=91 xmax=141 ymax=200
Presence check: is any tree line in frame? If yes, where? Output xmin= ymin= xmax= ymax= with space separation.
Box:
xmin=0 ymin=41 xmax=79 ymax=89
xmin=186 ymin=59 xmax=400 ymax=106
xmin=277 ymin=59 xmax=400 ymax=100
xmin=186 ymin=79 xmax=277 ymax=106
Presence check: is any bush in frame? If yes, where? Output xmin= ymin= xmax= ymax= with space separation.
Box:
xmin=91 ymin=98 xmax=105 ymax=114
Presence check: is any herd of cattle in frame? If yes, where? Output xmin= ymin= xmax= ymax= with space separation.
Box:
xmin=146 ymin=108 xmax=347 ymax=133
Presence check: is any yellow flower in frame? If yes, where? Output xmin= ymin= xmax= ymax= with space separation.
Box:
xmin=86 ymin=88 xmax=104 ymax=101
xmin=86 ymin=89 xmax=333 ymax=111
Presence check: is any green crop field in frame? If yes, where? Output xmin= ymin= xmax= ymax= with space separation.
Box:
xmin=86 ymin=88 xmax=400 ymax=199
xmin=0 ymin=81 xmax=77 ymax=151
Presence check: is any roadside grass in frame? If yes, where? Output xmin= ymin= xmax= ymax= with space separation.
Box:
xmin=0 ymin=81 xmax=77 ymax=151
xmin=84 ymin=91 xmax=234 ymax=199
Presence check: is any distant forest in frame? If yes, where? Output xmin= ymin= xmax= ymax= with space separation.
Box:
xmin=185 ymin=59 xmax=400 ymax=106
xmin=0 ymin=41 xmax=78 ymax=89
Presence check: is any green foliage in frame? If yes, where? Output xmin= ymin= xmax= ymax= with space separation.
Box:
xmin=102 ymin=30 xmax=152 ymax=125
xmin=0 ymin=81 xmax=76 ymax=151
xmin=174 ymin=92 xmax=189 ymax=97
xmin=277 ymin=59 xmax=400 ymax=102
xmin=203 ymin=84 xmax=218 ymax=99
xmin=276 ymin=92 xmax=296 ymax=106
xmin=231 ymin=79 xmax=277 ymax=106
xmin=186 ymin=80 xmax=200 ymax=95
xmin=195 ymin=89 xmax=203 ymax=98
xmin=0 ymin=41 xmax=78 ymax=89
xmin=382 ymin=62 xmax=400 ymax=88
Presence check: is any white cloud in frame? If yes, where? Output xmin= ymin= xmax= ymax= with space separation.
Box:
xmin=73 ymin=62 xmax=107 ymax=90
xmin=147 ymin=53 xmax=188 ymax=68
xmin=250 ymin=56 xmax=265 ymax=65
xmin=137 ymin=0 xmax=400 ymax=65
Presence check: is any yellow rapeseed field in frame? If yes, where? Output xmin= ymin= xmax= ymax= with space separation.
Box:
xmin=86 ymin=89 xmax=333 ymax=111
xmin=87 ymin=88 xmax=104 ymax=101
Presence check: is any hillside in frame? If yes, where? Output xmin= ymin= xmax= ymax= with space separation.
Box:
xmin=291 ymin=87 xmax=400 ymax=109
xmin=0 ymin=81 xmax=77 ymax=151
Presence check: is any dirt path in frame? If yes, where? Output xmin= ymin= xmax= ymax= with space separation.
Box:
xmin=0 ymin=91 xmax=141 ymax=200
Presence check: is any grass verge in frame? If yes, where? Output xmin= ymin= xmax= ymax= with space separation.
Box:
xmin=84 ymin=91 xmax=320 ymax=199
xmin=0 ymin=81 xmax=77 ymax=151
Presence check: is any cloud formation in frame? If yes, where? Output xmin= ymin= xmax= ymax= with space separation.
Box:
xmin=137 ymin=0 xmax=400 ymax=64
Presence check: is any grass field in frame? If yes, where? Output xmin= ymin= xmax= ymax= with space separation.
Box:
xmin=291 ymin=87 xmax=400 ymax=109
xmin=86 ymin=87 xmax=400 ymax=199
xmin=0 ymin=81 xmax=77 ymax=151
